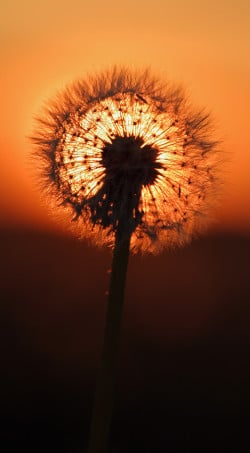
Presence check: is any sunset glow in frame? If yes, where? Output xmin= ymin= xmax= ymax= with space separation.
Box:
xmin=1 ymin=1 xmax=250 ymax=235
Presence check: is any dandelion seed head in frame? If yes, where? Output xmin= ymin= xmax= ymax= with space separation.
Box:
xmin=32 ymin=67 xmax=221 ymax=253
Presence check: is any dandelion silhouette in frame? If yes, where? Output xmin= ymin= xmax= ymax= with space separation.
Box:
xmin=32 ymin=67 xmax=221 ymax=453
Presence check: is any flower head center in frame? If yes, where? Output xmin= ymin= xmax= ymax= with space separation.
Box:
xmin=102 ymin=135 xmax=161 ymax=187
xmin=87 ymin=135 xmax=163 ymax=235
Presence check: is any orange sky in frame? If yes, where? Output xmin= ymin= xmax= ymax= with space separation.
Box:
xmin=1 ymin=0 xmax=250 ymax=234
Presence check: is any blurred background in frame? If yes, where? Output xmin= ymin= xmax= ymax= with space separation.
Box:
xmin=1 ymin=1 xmax=250 ymax=451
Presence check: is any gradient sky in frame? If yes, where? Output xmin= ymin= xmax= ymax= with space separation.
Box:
xmin=1 ymin=0 xmax=250 ymax=233
xmin=1 ymin=5 xmax=250 ymax=451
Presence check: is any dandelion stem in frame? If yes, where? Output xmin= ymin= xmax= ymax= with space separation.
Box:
xmin=88 ymin=227 xmax=131 ymax=453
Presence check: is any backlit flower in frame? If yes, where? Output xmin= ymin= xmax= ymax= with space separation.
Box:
xmin=32 ymin=67 xmax=220 ymax=253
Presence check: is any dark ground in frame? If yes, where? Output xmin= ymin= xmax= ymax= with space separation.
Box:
xmin=1 ymin=227 xmax=250 ymax=452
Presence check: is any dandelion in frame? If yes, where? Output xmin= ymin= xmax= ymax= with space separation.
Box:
xmin=32 ymin=67 xmax=220 ymax=253
xmin=31 ymin=67 xmax=221 ymax=453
